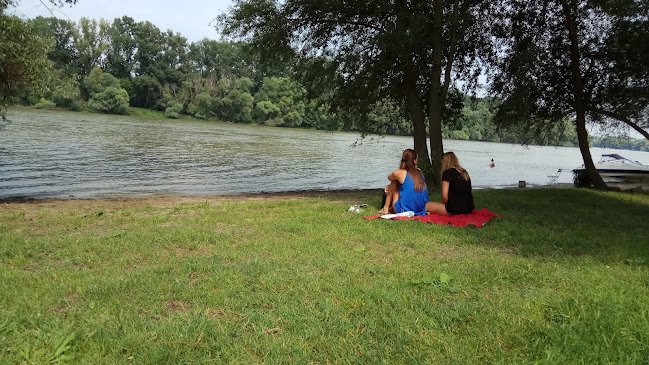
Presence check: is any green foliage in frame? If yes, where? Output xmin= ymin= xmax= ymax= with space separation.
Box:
xmin=164 ymin=102 xmax=183 ymax=119
xmin=71 ymin=17 xmax=110 ymax=77
xmin=573 ymin=170 xmax=593 ymax=188
xmin=82 ymin=67 xmax=121 ymax=99
xmin=254 ymin=77 xmax=306 ymax=127
xmin=34 ymin=98 xmax=56 ymax=109
xmin=104 ymin=16 xmax=137 ymax=79
xmin=490 ymin=0 xmax=649 ymax=149
xmin=131 ymin=75 xmax=163 ymax=109
xmin=187 ymin=92 xmax=213 ymax=119
xmin=51 ymin=73 xmax=81 ymax=109
xmin=88 ymin=86 xmax=129 ymax=114
xmin=11 ymin=10 xmax=648 ymax=151
xmin=28 ymin=16 xmax=77 ymax=75
xmin=365 ymin=98 xmax=412 ymax=136
xmin=0 ymin=15 xmax=53 ymax=111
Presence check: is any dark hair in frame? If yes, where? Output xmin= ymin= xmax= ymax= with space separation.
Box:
xmin=401 ymin=149 xmax=426 ymax=192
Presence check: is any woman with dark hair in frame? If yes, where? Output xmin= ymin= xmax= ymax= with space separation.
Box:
xmin=425 ymin=151 xmax=475 ymax=216
xmin=378 ymin=149 xmax=429 ymax=216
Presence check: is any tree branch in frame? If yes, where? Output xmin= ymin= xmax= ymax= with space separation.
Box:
xmin=442 ymin=0 xmax=460 ymax=99
xmin=590 ymin=107 xmax=649 ymax=140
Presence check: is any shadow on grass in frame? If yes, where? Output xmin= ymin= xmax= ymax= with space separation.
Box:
xmin=465 ymin=188 xmax=649 ymax=262
xmin=357 ymin=187 xmax=648 ymax=263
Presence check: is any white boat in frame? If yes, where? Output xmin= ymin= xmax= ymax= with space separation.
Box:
xmin=573 ymin=154 xmax=649 ymax=182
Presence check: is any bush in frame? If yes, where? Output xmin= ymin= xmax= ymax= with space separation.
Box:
xmin=88 ymin=87 xmax=130 ymax=115
xmin=187 ymin=92 xmax=213 ymax=119
xmin=164 ymin=102 xmax=183 ymax=119
xmin=573 ymin=170 xmax=592 ymax=188
xmin=34 ymin=98 xmax=56 ymax=109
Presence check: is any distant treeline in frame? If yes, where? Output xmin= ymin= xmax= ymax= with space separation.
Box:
xmin=17 ymin=15 xmax=648 ymax=151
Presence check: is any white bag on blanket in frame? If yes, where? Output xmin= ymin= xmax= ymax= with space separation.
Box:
xmin=380 ymin=211 xmax=415 ymax=219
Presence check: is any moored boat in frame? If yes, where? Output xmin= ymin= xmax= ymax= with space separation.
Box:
xmin=573 ymin=154 xmax=649 ymax=182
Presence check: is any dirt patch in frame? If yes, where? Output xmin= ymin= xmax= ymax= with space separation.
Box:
xmin=1 ymin=189 xmax=378 ymax=211
xmin=50 ymin=293 xmax=79 ymax=316
xmin=165 ymin=300 xmax=190 ymax=312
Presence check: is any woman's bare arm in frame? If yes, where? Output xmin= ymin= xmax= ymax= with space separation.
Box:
xmin=441 ymin=180 xmax=450 ymax=204
xmin=388 ymin=169 xmax=407 ymax=184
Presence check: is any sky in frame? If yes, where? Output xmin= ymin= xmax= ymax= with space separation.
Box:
xmin=9 ymin=0 xmax=235 ymax=42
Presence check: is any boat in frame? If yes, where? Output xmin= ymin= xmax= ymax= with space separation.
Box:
xmin=573 ymin=154 xmax=649 ymax=182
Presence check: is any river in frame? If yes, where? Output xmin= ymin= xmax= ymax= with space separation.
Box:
xmin=1 ymin=109 xmax=648 ymax=199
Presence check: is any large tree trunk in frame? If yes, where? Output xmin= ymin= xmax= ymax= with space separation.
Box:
xmin=560 ymin=0 xmax=607 ymax=190
xmin=397 ymin=0 xmax=432 ymax=181
xmin=405 ymin=65 xmax=433 ymax=175
xmin=427 ymin=0 xmax=446 ymax=190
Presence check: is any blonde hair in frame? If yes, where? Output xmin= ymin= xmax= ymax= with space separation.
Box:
xmin=442 ymin=152 xmax=470 ymax=181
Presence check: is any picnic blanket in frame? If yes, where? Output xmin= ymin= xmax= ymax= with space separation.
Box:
xmin=363 ymin=208 xmax=501 ymax=227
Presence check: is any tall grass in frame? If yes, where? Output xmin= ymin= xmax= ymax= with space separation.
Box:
xmin=1 ymin=188 xmax=648 ymax=363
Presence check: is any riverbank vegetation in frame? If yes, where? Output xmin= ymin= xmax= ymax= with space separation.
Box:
xmin=2 ymin=13 xmax=648 ymax=152
xmin=1 ymin=188 xmax=648 ymax=363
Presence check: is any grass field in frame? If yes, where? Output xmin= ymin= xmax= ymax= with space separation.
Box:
xmin=1 ymin=188 xmax=648 ymax=364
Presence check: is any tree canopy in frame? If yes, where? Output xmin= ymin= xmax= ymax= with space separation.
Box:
xmin=489 ymin=0 xmax=649 ymax=190
xmin=218 ymin=0 xmax=497 ymax=188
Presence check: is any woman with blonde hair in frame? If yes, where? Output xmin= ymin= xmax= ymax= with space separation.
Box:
xmin=425 ymin=151 xmax=475 ymax=216
xmin=378 ymin=149 xmax=429 ymax=216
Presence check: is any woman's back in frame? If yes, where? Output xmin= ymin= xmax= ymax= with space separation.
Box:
xmin=442 ymin=168 xmax=474 ymax=215
xmin=395 ymin=173 xmax=428 ymax=216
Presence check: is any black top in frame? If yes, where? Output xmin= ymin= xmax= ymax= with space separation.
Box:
xmin=442 ymin=168 xmax=475 ymax=215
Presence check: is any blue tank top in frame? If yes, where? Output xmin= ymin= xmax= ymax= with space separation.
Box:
xmin=394 ymin=173 xmax=428 ymax=216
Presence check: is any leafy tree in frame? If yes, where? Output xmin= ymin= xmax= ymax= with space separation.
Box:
xmin=218 ymin=0 xmax=494 ymax=187
xmin=0 ymin=15 xmax=53 ymax=115
xmin=214 ymin=77 xmax=254 ymax=123
xmin=28 ymin=17 xmax=77 ymax=75
xmin=104 ymin=16 xmax=137 ymax=79
xmin=187 ymin=40 xmax=257 ymax=81
xmin=187 ymin=92 xmax=213 ymax=119
xmin=490 ymin=0 xmax=649 ymax=190
xmin=88 ymin=86 xmax=129 ymax=114
xmin=253 ymin=77 xmax=306 ymax=127
xmin=132 ymin=21 xmax=163 ymax=78
xmin=82 ymin=66 xmax=120 ymax=99
xmin=131 ymin=75 xmax=163 ymax=109
xmin=365 ymin=99 xmax=412 ymax=136
xmin=71 ymin=17 xmax=109 ymax=76
xmin=164 ymin=101 xmax=183 ymax=119
xmin=34 ymin=98 xmax=56 ymax=109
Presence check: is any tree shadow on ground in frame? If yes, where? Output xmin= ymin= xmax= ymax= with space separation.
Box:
xmin=459 ymin=188 xmax=649 ymax=263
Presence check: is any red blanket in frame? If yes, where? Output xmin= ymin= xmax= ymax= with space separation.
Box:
xmin=363 ymin=208 xmax=501 ymax=227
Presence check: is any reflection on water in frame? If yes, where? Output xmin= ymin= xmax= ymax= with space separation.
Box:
xmin=1 ymin=109 xmax=648 ymax=199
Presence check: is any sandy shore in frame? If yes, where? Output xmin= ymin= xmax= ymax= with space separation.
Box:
xmin=0 ymin=189 xmax=381 ymax=209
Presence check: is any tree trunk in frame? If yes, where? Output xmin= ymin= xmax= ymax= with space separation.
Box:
xmin=560 ymin=0 xmax=607 ymax=190
xmin=427 ymin=0 xmax=446 ymax=190
xmin=397 ymin=0 xmax=432 ymax=181
xmin=405 ymin=65 xmax=433 ymax=175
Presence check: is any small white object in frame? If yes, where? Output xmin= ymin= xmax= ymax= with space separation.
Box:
xmin=380 ymin=211 xmax=415 ymax=219
xmin=348 ymin=204 xmax=367 ymax=213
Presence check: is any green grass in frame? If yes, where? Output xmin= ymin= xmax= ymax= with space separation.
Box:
xmin=1 ymin=188 xmax=648 ymax=364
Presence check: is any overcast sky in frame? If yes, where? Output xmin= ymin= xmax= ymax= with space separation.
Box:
xmin=9 ymin=0 xmax=235 ymax=42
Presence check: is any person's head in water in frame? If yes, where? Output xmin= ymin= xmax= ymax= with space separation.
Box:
xmin=442 ymin=152 xmax=470 ymax=181
xmin=490 ymin=158 xmax=495 ymax=168
xmin=401 ymin=149 xmax=426 ymax=192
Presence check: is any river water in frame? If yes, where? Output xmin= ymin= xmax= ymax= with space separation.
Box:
xmin=2 ymin=109 xmax=649 ymax=199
